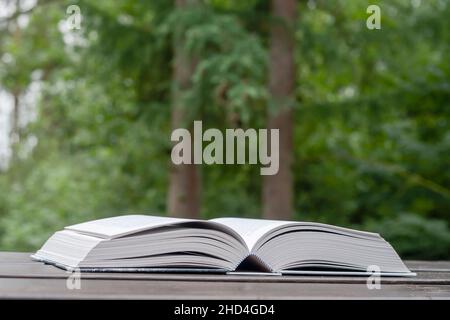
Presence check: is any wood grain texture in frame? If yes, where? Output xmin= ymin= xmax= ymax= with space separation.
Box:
xmin=1 ymin=252 xmax=449 ymax=299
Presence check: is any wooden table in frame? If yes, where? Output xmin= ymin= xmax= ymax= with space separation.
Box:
xmin=1 ymin=252 xmax=449 ymax=299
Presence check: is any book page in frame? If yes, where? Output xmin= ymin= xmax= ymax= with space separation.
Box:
xmin=65 ymin=215 xmax=193 ymax=239
xmin=211 ymin=218 xmax=291 ymax=250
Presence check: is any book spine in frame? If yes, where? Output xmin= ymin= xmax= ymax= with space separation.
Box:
xmin=233 ymin=253 xmax=274 ymax=273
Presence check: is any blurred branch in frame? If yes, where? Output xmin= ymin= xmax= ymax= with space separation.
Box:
xmin=336 ymin=152 xmax=450 ymax=199
xmin=0 ymin=0 xmax=61 ymax=25
xmin=297 ymin=81 xmax=450 ymax=112
xmin=77 ymin=0 xmax=153 ymax=34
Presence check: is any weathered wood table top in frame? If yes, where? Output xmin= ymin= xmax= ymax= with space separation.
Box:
xmin=1 ymin=252 xmax=449 ymax=299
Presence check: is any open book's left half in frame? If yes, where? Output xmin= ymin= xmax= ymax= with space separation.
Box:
xmin=32 ymin=215 xmax=249 ymax=272
xmin=32 ymin=215 xmax=415 ymax=276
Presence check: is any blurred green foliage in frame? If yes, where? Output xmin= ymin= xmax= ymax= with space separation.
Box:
xmin=0 ymin=0 xmax=449 ymax=258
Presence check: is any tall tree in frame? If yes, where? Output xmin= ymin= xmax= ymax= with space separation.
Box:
xmin=6 ymin=1 xmax=24 ymax=163
xmin=262 ymin=0 xmax=296 ymax=220
xmin=167 ymin=0 xmax=201 ymax=218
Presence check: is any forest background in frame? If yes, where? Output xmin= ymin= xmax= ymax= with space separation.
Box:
xmin=0 ymin=0 xmax=449 ymax=259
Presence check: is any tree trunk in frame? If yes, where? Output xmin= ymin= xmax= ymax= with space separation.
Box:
xmin=8 ymin=1 xmax=22 ymax=163
xmin=262 ymin=0 xmax=296 ymax=220
xmin=10 ymin=91 xmax=20 ymax=142
xmin=167 ymin=0 xmax=201 ymax=218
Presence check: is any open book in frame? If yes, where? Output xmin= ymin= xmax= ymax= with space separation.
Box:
xmin=32 ymin=215 xmax=415 ymax=276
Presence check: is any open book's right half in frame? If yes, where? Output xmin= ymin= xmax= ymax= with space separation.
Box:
xmin=212 ymin=218 xmax=415 ymax=276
